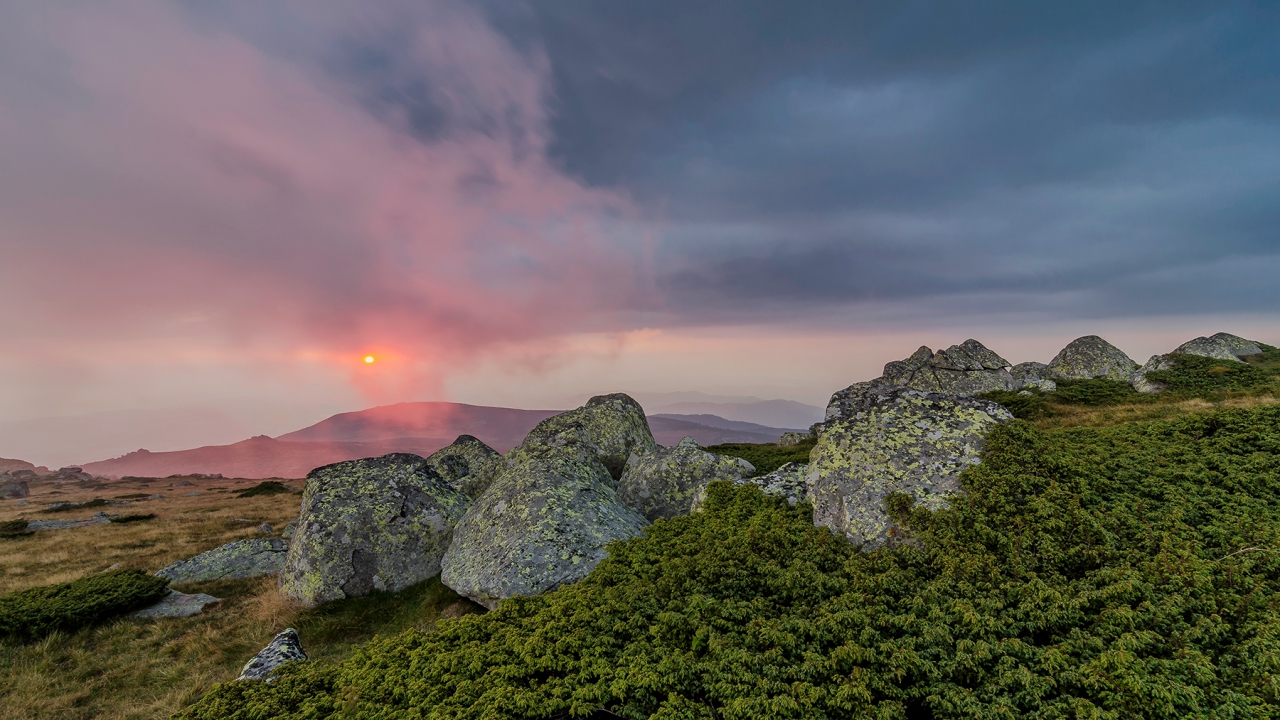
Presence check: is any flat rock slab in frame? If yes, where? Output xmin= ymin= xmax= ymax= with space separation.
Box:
xmin=128 ymin=589 xmax=221 ymax=619
xmin=26 ymin=511 xmax=112 ymax=531
xmin=156 ymin=538 xmax=288 ymax=584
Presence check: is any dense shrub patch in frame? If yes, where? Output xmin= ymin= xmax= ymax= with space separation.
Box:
xmin=1049 ymin=377 xmax=1140 ymax=405
xmin=184 ymin=405 xmax=1280 ymax=719
xmin=0 ymin=519 xmax=32 ymax=539
xmin=109 ymin=513 xmax=156 ymax=524
xmin=235 ymin=481 xmax=296 ymax=498
xmin=0 ymin=569 xmax=169 ymax=641
xmin=703 ymin=439 xmax=815 ymax=475
xmin=1147 ymin=352 xmax=1274 ymax=392
xmin=40 ymin=498 xmax=110 ymax=513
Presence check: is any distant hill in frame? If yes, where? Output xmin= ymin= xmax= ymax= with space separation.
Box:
xmin=646 ymin=399 xmax=823 ymax=429
xmin=80 ymin=402 xmax=800 ymax=479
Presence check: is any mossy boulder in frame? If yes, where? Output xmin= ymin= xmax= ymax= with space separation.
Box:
xmin=279 ymin=454 xmax=470 ymax=607
xmin=809 ymin=386 xmax=1011 ymax=548
xmin=1047 ymin=335 xmax=1137 ymax=382
xmin=424 ymin=435 xmax=502 ymax=498
xmin=616 ymin=437 xmax=754 ymax=521
xmin=156 ymin=538 xmax=288 ymax=585
xmin=1010 ymin=361 xmax=1056 ymax=392
xmin=238 ymin=628 xmax=307 ymax=681
xmin=693 ymin=461 xmax=811 ymax=512
xmin=521 ymin=393 xmax=656 ymax=482
xmin=1173 ymin=336 xmax=1243 ymax=362
xmin=879 ymin=340 xmax=1016 ymax=396
xmin=440 ymin=443 xmax=649 ymax=610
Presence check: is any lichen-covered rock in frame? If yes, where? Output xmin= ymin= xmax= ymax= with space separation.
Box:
xmin=425 ymin=435 xmax=502 ymax=498
xmin=440 ymin=444 xmax=649 ymax=610
xmin=1131 ymin=355 xmax=1172 ymax=394
xmin=281 ymin=517 xmax=298 ymax=539
xmin=156 ymin=538 xmax=287 ymax=584
xmin=881 ymin=340 xmax=1016 ymax=395
xmin=1211 ymin=332 xmax=1264 ymax=358
xmin=1010 ymin=362 xmax=1057 ymax=392
xmin=694 ymin=462 xmax=812 ymax=512
xmin=521 ymin=393 xmax=656 ymax=482
xmin=238 ymin=628 xmax=307 ymax=682
xmin=617 ymin=440 xmax=754 ymax=521
xmin=128 ymin=589 xmax=221 ymax=619
xmin=778 ymin=432 xmax=812 ymax=446
xmin=1173 ymin=336 xmax=1242 ymax=362
xmin=1047 ymin=335 xmax=1138 ymax=382
xmin=809 ymin=386 xmax=1012 ymax=548
xmin=0 ymin=480 xmax=29 ymax=499
xmin=279 ymin=453 xmax=471 ymax=607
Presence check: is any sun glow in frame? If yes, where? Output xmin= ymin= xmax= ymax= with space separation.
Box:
xmin=364 ymin=355 xmax=376 ymax=364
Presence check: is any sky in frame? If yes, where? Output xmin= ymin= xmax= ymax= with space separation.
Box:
xmin=2 ymin=1 xmax=1278 ymax=463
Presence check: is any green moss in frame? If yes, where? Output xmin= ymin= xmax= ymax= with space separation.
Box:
xmin=235 ymin=481 xmax=296 ymax=498
xmin=0 ymin=569 xmax=169 ymax=642
xmin=703 ymin=438 xmax=815 ymax=475
xmin=108 ymin=513 xmax=156 ymax=524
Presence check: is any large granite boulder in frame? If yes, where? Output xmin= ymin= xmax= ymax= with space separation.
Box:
xmin=1047 ymin=336 xmax=1138 ymax=382
xmin=1211 ymin=332 xmax=1264 ymax=358
xmin=0 ymin=480 xmax=29 ymax=499
xmin=521 ymin=393 xmax=656 ymax=482
xmin=441 ymin=442 xmax=649 ymax=610
xmin=425 ymin=435 xmax=502 ymax=499
xmin=155 ymin=538 xmax=288 ymax=585
xmin=238 ymin=628 xmax=307 ymax=682
xmin=279 ymin=454 xmax=471 ymax=607
xmin=809 ymin=386 xmax=1012 ymax=548
xmin=1173 ymin=336 xmax=1242 ymax=362
xmin=1010 ymin=362 xmax=1056 ymax=392
xmin=616 ymin=437 xmax=755 ymax=521
xmin=880 ymin=340 xmax=1016 ymax=395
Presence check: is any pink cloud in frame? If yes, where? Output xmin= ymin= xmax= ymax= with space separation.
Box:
xmin=0 ymin=0 xmax=652 ymax=405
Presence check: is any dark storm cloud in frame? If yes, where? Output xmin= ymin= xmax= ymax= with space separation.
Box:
xmin=473 ymin=1 xmax=1280 ymax=322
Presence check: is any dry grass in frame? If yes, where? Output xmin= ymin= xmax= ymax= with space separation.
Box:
xmin=0 ymin=474 xmax=479 ymax=719
xmin=1031 ymin=391 xmax=1280 ymax=430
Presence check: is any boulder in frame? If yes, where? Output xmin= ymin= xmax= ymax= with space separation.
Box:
xmin=1047 ymin=335 xmax=1138 ymax=382
xmin=1211 ymin=332 xmax=1264 ymax=358
xmin=441 ymin=442 xmax=649 ymax=610
xmin=128 ymin=589 xmax=221 ymax=619
xmin=0 ymin=480 xmax=29 ymax=499
xmin=238 ymin=628 xmax=307 ymax=682
xmin=278 ymin=454 xmax=471 ymax=607
xmin=693 ymin=462 xmax=811 ymax=511
xmin=1173 ymin=336 xmax=1242 ymax=363
xmin=425 ymin=434 xmax=503 ymax=498
xmin=1010 ymin=362 xmax=1056 ymax=392
xmin=880 ymin=340 xmax=1016 ymax=395
xmin=809 ymin=386 xmax=1012 ymax=548
xmin=521 ymin=393 xmax=656 ymax=482
xmin=1131 ymin=355 xmax=1172 ymax=394
xmin=777 ymin=432 xmax=812 ymax=446
xmin=155 ymin=538 xmax=288 ymax=584
xmin=616 ymin=437 xmax=754 ymax=521
xmin=25 ymin=511 xmax=111 ymax=531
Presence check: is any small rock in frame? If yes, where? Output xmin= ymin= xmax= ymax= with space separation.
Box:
xmin=238 ymin=628 xmax=307 ymax=681
xmin=881 ymin=340 xmax=1016 ymax=395
xmin=0 ymin=480 xmax=30 ymax=499
xmin=1010 ymin=362 xmax=1056 ymax=392
xmin=155 ymin=538 xmax=289 ymax=584
xmin=256 ymin=523 xmax=273 ymax=534
xmin=184 ymin=491 xmax=201 ymax=497
xmin=777 ymin=432 xmax=812 ymax=447
xmin=281 ymin=518 xmax=298 ymax=539
xmin=128 ymin=589 xmax=221 ymax=619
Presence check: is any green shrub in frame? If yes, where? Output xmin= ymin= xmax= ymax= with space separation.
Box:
xmin=183 ymin=405 xmax=1280 ymax=719
xmin=40 ymin=498 xmax=109 ymax=513
xmin=1241 ymin=346 xmax=1280 ymax=376
xmin=234 ymin=481 xmax=296 ymax=498
xmin=0 ymin=519 xmax=31 ymax=539
xmin=0 ymin=569 xmax=169 ymax=641
xmin=1146 ymin=352 xmax=1272 ymax=392
xmin=976 ymin=388 xmax=1048 ymax=419
xmin=109 ymin=513 xmax=156 ymax=524
xmin=114 ymin=493 xmax=155 ymax=500
xmin=1050 ymin=377 xmax=1140 ymax=405
xmin=703 ymin=439 xmax=815 ymax=475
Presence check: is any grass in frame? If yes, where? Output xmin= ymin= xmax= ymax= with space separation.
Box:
xmin=703 ymin=438 xmax=816 ymax=475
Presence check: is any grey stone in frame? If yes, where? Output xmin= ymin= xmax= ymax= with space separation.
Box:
xmin=1047 ymin=336 xmax=1138 ymax=382
xmin=279 ymin=453 xmax=470 ymax=607
xmin=238 ymin=628 xmax=307 ymax=682
xmin=809 ymin=386 xmax=1012 ymax=548
xmin=128 ymin=589 xmax=221 ymax=619
xmin=1174 ymin=336 xmax=1242 ymax=362
xmin=0 ymin=480 xmax=29 ymax=499
xmin=25 ymin=511 xmax=111 ymax=531
xmin=777 ymin=432 xmax=812 ymax=447
xmin=521 ymin=393 xmax=656 ymax=482
xmin=881 ymin=340 xmax=1016 ymax=396
xmin=441 ymin=441 xmax=649 ymax=610
xmin=281 ymin=518 xmax=298 ymax=539
xmin=1131 ymin=354 xmax=1172 ymax=394
xmin=1010 ymin=362 xmax=1057 ymax=392
xmin=425 ymin=434 xmax=503 ymax=499
xmin=694 ymin=462 xmax=811 ymax=511
xmin=156 ymin=538 xmax=288 ymax=584
xmin=617 ymin=442 xmax=754 ymax=521
xmin=1211 ymin=332 xmax=1264 ymax=358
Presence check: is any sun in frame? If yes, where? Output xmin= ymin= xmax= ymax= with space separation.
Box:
xmin=364 ymin=355 xmax=376 ymax=364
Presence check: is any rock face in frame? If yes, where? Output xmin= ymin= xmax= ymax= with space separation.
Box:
xmin=1010 ymin=362 xmax=1057 ymax=392
xmin=616 ymin=437 xmax=754 ymax=521
xmin=1047 ymin=336 xmax=1138 ymax=382
xmin=778 ymin=432 xmax=812 ymax=446
xmin=1211 ymin=332 xmax=1264 ymax=358
xmin=521 ymin=393 xmax=656 ymax=482
xmin=425 ymin=435 xmax=503 ymax=498
xmin=809 ymin=386 xmax=1012 ymax=548
xmin=156 ymin=539 xmax=288 ymax=585
xmin=880 ymin=340 xmax=1016 ymax=395
xmin=1173 ymin=336 xmax=1242 ymax=362
xmin=128 ymin=589 xmax=221 ymax=619
xmin=279 ymin=454 xmax=471 ymax=607
xmin=694 ymin=462 xmax=812 ymax=512
xmin=238 ymin=628 xmax=307 ymax=682
xmin=25 ymin=511 xmax=111 ymax=531
xmin=0 ymin=480 xmax=29 ymax=499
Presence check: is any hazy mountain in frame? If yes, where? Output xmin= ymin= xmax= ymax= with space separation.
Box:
xmin=645 ymin=399 xmax=823 ymax=429
xmin=650 ymin=414 xmax=804 ymax=435
xmin=277 ymin=402 xmax=562 ymax=450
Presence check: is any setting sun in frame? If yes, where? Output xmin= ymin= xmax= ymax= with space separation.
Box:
xmin=364 ymin=355 xmax=376 ymax=364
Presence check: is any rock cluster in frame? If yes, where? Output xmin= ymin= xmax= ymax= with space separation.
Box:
xmin=616 ymin=437 xmax=754 ymax=521
xmin=156 ymin=538 xmax=288 ymax=585
xmin=881 ymin=340 xmax=1016 ymax=395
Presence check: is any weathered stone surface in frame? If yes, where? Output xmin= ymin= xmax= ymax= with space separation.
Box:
xmin=1131 ymin=355 xmax=1173 ymax=394
xmin=441 ymin=443 xmax=649 ymax=610
xmin=256 ymin=523 xmax=273 ymax=534
xmin=128 ymin=589 xmax=221 ymax=619
xmin=279 ymin=453 xmax=471 ymax=607
xmin=521 ymin=393 xmax=656 ymax=482
xmin=25 ymin=511 xmax=111 ymax=531
xmin=1174 ymin=336 xmax=1242 ymax=362
xmin=880 ymin=340 xmax=1015 ymax=396
xmin=694 ymin=462 xmax=812 ymax=512
xmin=809 ymin=386 xmax=1012 ymax=548
xmin=425 ymin=434 xmax=503 ymax=498
xmin=281 ymin=518 xmax=298 ymax=539
xmin=1211 ymin=332 xmax=1264 ymax=358
xmin=156 ymin=539 xmax=287 ymax=585
xmin=1047 ymin=335 xmax=1138 ymax=382
xmin=1010 ymin=362 xmax=1057 ymax=392
xmin=617 ymin=439 xmax=754 ymax=521
xmin=778 ymin=432 xmax=812 ymax=447
xmin=238 ymin=628 xmax=307 ymax=682
xmin=0 ymin=480 xmax=29 ymax=499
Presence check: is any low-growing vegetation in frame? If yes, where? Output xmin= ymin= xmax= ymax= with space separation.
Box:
xmin=235 ymin=481 xmax=297 ymax=498
xmin=109 ymin=513 xmax=156 ymax=524
xmin=1146 ymin=352 xmax=1273 ymax=392
xmin=0 ymin=519 xmax=32 ymax=539
xmin=0 ymin=569 xmax=169 ymax=641
xmin=41 ymin=498 xmax=110 ymax=513
xmin=184 ymin=403 xmax=1280 ymax=719
xmin=703 ymin=438 xmax=816 ymax=475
